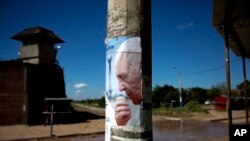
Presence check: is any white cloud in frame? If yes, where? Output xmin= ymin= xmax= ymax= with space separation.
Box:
xmin=74 ymin=83 xmax=88 ymax=89
xmin=76 ymin=89 xmax=82 ymax=93
xmin=177 ymin=22 xmax=194 ymax=30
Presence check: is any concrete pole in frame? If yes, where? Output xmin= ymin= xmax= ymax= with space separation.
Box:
xmin=105 ymin=0 xmax=152 ymax=140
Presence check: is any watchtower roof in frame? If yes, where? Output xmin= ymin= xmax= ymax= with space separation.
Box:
xmin=11 ymin=26 xmax=64 ymax=44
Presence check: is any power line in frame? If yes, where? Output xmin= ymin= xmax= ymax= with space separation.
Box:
xmin=154 ymin=58 xmax=242 ymax=85
xmin=153 ymin=74 xmax=176 ymax=85
xmin=183 ymin=58 xmax=240 ymax=75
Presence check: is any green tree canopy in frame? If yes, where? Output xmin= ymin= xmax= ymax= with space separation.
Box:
xmin=152 ymin=84 xmax=176 ymax=108
xmin=206 ymin=87 xmax=221 ymax=100
xmin=186 ymin=87 xmax=207 ymax=104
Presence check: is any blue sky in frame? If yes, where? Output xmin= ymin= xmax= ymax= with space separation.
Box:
xmin=0 ymin=0 xmax=249 ymax=100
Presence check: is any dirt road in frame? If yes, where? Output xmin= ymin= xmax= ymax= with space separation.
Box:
xmin=0 ymin=106 xmax=249 ymax=141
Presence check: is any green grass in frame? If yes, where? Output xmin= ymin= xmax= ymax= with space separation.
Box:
xmin=153 ymin=107 xmax=192 ymax=118
xmin=72 ymin=100 xmax=209 ymax=119
xmin=153 ymin=101 xmax=208 ymax=118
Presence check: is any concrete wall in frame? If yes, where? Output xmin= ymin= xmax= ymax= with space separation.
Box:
xmin=0 ymin=61 xmax=27 ymax=125
xmin=26 ymin=63 xmax=66 ymax=125
xmin=0 ymin=61 xmax=67 ymax=125
xmin=20 ymin=44 xmax=57 ymax=65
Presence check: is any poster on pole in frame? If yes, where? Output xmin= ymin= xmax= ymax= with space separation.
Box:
xmin=105 ymin=36 xmax=151 ymax=140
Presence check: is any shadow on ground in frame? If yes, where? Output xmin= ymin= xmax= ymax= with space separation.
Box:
xmin=42 ymin=103 xmax=104 ymax=125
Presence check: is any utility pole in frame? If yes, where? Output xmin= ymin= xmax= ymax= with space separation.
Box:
xmin=105 ymin=0 xmax=152 ymax=140
xmin=171 ymin=66 xmax=183 ymax=140
xmin=171 ymin=66 xmax=183 ymax=109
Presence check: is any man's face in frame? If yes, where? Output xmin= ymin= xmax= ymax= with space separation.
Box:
xmin=115 ymin=53 xmax=141 ymax=105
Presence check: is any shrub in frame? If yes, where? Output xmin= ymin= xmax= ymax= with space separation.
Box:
xmin=184 ymin=100 xmax=207 ymax=113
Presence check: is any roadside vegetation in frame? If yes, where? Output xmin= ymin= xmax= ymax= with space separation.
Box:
xmin=153 ymin=100 xmax=209 ymax=118
xmin=73 ymin=96 xmax=105 ymax=108
xmin=152 ymin=80 xmax=249 ymax=108
xmin=72 ymin=80 xmax=249 ymax=118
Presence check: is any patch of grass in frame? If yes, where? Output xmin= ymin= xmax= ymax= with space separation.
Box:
xmin=74 ymin=101 xmax=105 ymax=108
xmin=153 ymin=101 xmax=208 ymax=118
xmin=184 ymin=100 xmax=208 ymax=113
xmin=153 ymin=107 xmax=192 ymax=118
xmin=70 ymin=102 xmax=82 ymax=111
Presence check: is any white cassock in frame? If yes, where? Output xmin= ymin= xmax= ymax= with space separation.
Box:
xmin=125 ymin=99 xmax=140 ymax=126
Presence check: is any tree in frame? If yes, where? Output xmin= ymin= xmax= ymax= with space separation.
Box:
xmin=236 ymin=80 xmax=250 ymax=89
xmin=186 ymin=87 xmax=207 ymax=104
xmin=206 ymin=86 xmax=221 ymax=101
xmin=163 ymin=89 xmax=179 ymax=107
xmin=152 ymin=85 xmax=162 ymax=108
xmin=212 ymin=82 xmax=226 ymax=92
xmin=236 ymin=80 xmax=250 ymax=96
xmin=152 ymin=84 xmax=175 ymax=108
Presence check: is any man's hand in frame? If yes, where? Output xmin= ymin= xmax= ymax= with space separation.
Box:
xmin=115 ymin=97 xmax=131 ymax=126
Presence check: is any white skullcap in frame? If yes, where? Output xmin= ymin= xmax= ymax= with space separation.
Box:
xmin=117 ymin=37 xmax=141 ymax=53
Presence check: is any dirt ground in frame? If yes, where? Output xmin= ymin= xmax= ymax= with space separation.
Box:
xmin=0 ymin=108 xmax=249 ymax=141
xmin=0 ymin=119 xmax=104 ymax=141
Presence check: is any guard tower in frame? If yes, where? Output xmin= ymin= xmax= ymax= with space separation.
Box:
xmin=0 ymin=27 xmax=67 ymax=125
xmin=11 ymin=26 xmax=64 ymax=65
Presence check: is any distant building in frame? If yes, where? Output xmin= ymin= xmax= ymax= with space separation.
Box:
xmin=214 ymin=95 xmax=227 ymax=110
xmin=0 ymin=27 xmax=68 ymax=125
xmin=214 ymin=95 xmax=250 ymax=111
